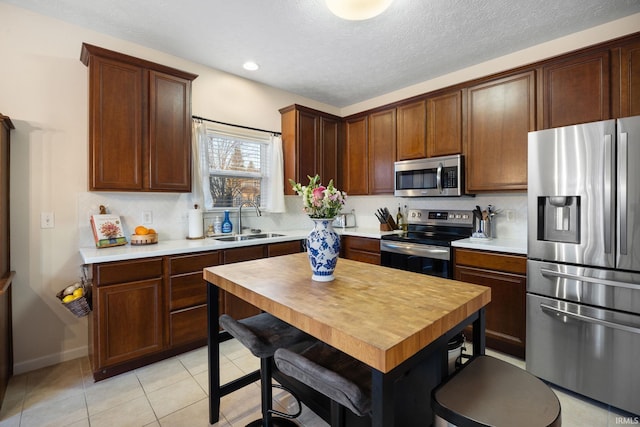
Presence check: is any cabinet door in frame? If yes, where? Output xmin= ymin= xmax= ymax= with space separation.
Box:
xmin=96 ymin=278 xmax=164 ymax=367
xmin=613 ymin=40 xmax=640 ymax=118
xmin=89 ymin=56 xmax=144 ymax=190
xmin=320 ymin=116 xmax=339 ymax=186
xmin=297 ymin=109 xmax=319 ymax=183
xmin=397 ymin=100 xmax=427 ymax=160
xmin=542 ymin=50 xmax=610 ymax=128
xmin=342 ymin=116 xmax=369 ymax=195
xmin=368 ymin=109 xmax=396 ymax=194
xmin=221 ymin=246 xmax=265 ymax=320
xmin=455 ymin=266 xmax=526 ymax=358
xmin=427 ymin=90 xmax=462 ymax=157
xmin=148 ymin=71 xmax=192 ymax=191
xmin=466 ymin=71 xmax=535 ymax=192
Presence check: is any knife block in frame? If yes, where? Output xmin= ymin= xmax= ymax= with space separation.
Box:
xmin=380 ymin=224 xmax=393 ymax=231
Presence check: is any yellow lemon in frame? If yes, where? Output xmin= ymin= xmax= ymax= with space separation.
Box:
xmin=72 ymin=288 xmax=84 ymax=298
xmin=62 ymin=295 xmax=75 ymax=303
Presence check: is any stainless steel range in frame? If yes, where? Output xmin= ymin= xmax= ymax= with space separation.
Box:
xmin=380 ymin=209 xmax=473 ymax=279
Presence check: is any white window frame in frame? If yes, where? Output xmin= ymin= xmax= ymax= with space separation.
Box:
xmin=203 ymin=126 xmax=271 ymax=210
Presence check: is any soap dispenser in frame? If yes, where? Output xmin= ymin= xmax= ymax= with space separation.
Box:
xmin=221 ymin=210 xmax=233 ymax=234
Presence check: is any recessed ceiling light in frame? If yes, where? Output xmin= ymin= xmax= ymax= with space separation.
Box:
xmin=243 ymin=61 xmax=259 ymax=71
xmin=326 ymin=0 xmax=394 ymax=20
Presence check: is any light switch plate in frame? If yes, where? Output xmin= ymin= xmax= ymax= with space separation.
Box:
xmin=41 ymin=212 xmax=55 ymax=229
xmin=142 ymin=210 xmax=153 ymax=224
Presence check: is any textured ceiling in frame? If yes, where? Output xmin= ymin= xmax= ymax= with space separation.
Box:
xmin=5 ymin=0 xmax=640 ymax=107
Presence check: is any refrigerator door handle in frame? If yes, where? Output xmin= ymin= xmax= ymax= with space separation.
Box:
xmin=619 ymin=132 xmax=628 ymax=255
xmin=540 ymin=303 xmax=640 ymax=335
xmin=603 ymin=133 xmax=613 ymax=255
xmin=540 ymin=267 xmax=639 ymax=290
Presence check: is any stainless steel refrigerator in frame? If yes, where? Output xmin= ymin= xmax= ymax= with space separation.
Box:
xmin=527 ymin=116 xmax=640 ymax=415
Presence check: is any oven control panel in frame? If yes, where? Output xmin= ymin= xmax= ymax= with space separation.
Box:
xmin=407 ymin=209 xmax=474 ymax=226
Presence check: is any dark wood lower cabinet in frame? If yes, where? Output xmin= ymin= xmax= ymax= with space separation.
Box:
xmin=454 ymin=248 xmax=526 ymax=358
xmin=341 ymin=235 xmax=381 ymax=265
xmin=90 ymin=241 xmax=303 ymax=380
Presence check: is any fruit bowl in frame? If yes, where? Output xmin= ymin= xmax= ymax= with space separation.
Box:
xmin=130 ymin=233 xmax=158 ymax=245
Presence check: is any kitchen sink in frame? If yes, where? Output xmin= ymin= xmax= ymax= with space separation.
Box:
xmin=213 ymin=233 xmax=285 ymax=242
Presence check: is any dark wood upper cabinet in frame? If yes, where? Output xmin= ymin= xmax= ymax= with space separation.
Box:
xmin=612 ymin=39 xmax=640 ymax=118
xmin=427 ymin=90 xmax=463 ymax=157
xmin=397 ymin=100 xmax=427 ymax=160
xmin=541 ymin=50 xmax=610 ymax=128
xmin=81 ymin=43 xmax=197 ymax=192
xmin=466 ymin=71 xmax=536 ymax=192
xmin=280 ymin=104 xmax=341 ymax=193
xmin=342 ymin=116 xmax=369 ymax=195
xmin=368 ymin=108 xmax=396 ymax=194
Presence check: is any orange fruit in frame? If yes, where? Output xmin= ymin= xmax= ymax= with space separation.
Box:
xmin=134 ymin=225 xmax=149 ymax=235
xmin=147 ymin=228 xmax=156 ymax=234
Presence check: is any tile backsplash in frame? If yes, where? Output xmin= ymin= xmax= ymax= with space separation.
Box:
xmin=77 ymin=191 xmax=527 ymax=247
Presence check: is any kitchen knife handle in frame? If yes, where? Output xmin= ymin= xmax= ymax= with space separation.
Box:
xmin=603 ymin=134 xmax=613 ymax=255
xmin=619 ymin=132 xmax=628 ymax=255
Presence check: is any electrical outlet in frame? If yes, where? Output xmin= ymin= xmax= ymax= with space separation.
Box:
xmin=506 ymin=209 xmax=515 ymax=222
xmin=142 ymin=210 xmax=153 ymax=224
xmin=41 ymin=212 xmax=55 ymax=229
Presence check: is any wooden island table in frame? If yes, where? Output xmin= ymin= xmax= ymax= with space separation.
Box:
xmin=205 ymin=252 xmax=491 ymax=426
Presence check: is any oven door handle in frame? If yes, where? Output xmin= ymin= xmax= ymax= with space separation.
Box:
xmin=540 ymin=268 xmax=638 ymax=290
xmin=540 ymin=303 xmax=640 ymax=335
xmin=380 ymin=241 xmax=450 ymax=260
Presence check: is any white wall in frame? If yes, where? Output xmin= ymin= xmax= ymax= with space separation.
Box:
xmin=1 ymin=2 xmax=638 ymax=374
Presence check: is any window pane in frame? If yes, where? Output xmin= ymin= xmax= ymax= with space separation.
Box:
xmin=210 ymin=176 xmax=261 ymax=207
xmin=206 ymin=131 xmax=267 ymax=208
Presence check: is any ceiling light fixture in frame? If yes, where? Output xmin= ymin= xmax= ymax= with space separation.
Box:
xmin=326 ymin=0 xmax=394 ymax=20
xmin=243 ymin=61 xmax=259 ymax=71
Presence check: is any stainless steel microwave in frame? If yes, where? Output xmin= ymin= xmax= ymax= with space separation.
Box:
xmin=394 ymin=154 xmax=465 ymax=197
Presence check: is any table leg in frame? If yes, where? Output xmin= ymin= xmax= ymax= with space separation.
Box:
xmin=370 ymin=369 xmax=395 ymax=427
xmin=472 ymin=307 xmax=486 ymax=356
xmin=208 ymin=283 xmax=220 ymax=425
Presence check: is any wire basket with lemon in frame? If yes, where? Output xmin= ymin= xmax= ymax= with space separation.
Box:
xmin=57 ymin=268 xmax=92 ymax=317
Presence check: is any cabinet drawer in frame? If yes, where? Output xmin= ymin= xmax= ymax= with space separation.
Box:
xmin=454 ymin=249 xmax=526 ymax=275
xmin=169 ymin=251 xmax=220 ymax=275
xmin=169 ymin=272 xmax=207 ymax=311
xmin=169 ymin=305 xmax=207 ymax=346
xmin=268 ymin=241 xmax=302 ymax=257
xmin=342 ymin=236 xmax=380 ymax=253
xmin=94 ymin=258 xmax=163 ymax=286
xmin=223 ymin=246 xmax=266 ymax=264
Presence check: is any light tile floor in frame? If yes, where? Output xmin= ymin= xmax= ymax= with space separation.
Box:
xmin=0 ymin=341 xmax=636 ymax=427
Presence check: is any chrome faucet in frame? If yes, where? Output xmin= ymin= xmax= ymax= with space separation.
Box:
xmin=238 ymin=201 xmax=262 ymax=235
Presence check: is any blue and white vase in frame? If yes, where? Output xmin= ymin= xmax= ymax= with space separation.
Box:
xmin=306 ymin=218 xmax=340 ymax=282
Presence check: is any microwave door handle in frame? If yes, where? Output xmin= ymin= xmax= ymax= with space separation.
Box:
xmin=603 ymin=134 xmax=613 ymax=255
xmin=619 ymin=132 xmax=628 ymax=255
xmin=540 ymin=303 xmax=640 ymax=335
xmin=436 ymin=163 xmax=443 ymax=193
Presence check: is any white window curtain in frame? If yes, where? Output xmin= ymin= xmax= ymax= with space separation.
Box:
xmin=266 ymin=135 xmax=286 ymax=212
xmin=191 ymin=120 xmax=212 ymax=209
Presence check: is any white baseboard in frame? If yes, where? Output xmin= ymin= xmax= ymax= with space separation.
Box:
xmin=13 ymin=346 xmax=88 ymax=375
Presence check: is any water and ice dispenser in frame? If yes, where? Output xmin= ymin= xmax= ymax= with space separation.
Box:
xmin=537 ymin=196 xmax=580 ymax=244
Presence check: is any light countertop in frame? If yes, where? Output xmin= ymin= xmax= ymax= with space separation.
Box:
xmin=452 ymin=237 xmax=527 ymax=255
xmin=79 ymin=227 xmax=391 ymax=264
